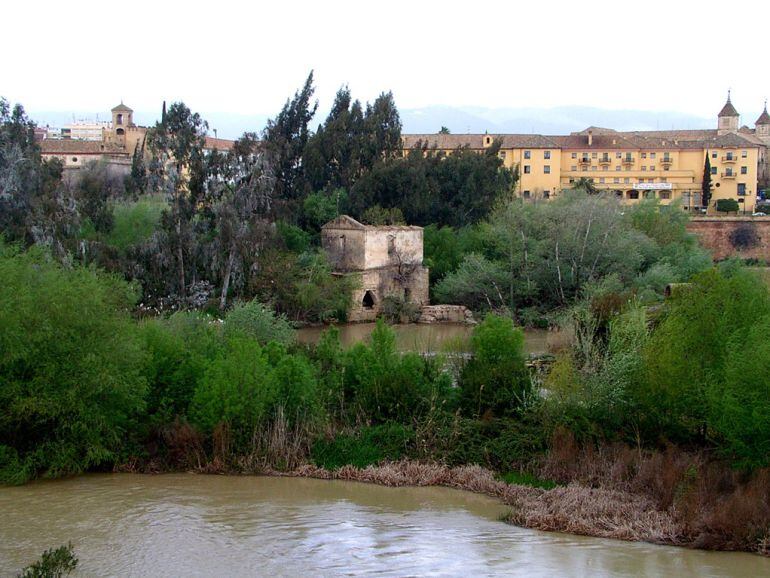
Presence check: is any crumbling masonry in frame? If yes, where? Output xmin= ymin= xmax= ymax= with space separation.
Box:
xmin=321 ymin=216 xmax=429 ymax=322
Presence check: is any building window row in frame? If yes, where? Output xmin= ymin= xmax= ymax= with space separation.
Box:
xmin=524 ymin=150 xmax=552 ymax=160
xmin=712 ymin=151 xmax=748 ymax=159
xmin=523 ymin=165 xmax=551 ymax=174
xmin=522 ymin=190 xmax=551 ymax=199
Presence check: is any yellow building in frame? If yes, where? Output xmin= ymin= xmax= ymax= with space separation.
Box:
xmin=403 ymin=95 xmax=767 ymax=214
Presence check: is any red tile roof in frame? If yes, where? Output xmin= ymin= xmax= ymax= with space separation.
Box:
xmin=204 ymin=136 xmax=235 ymax=151
xmin=39 ymin=140 xmax=127 ymax=155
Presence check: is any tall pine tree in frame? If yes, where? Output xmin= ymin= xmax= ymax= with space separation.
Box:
xmin=146 ymin=102 xmax=208 ymax=299
xmin=262 ymin=71 xmax=318 ymax=220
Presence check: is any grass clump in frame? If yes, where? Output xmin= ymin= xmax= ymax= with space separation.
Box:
xmin=310 ymin=423 xmax=415 ymax=470
xmin=498 ymin=471 xmax=558 ymax=490
xmin=106 ymin=195 xmax=166 ymax=251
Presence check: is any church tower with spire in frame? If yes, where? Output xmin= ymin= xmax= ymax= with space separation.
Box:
xmin=756 ymin=100 xmax=770 ymax=141
xmin=717 ymin=91 xmax=740 ymax=135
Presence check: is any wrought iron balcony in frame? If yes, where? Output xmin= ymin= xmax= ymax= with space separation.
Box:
xmin=721 ymin=155 xmax=737 ymax=163
xmin=721 ymin=171 xmax=736 ymax=179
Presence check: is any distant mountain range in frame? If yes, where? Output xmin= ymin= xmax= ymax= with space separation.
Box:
xmin=33 ymin=104 xmax=760 ymax=141
xmin=398 ymin=105 xmax=719 ymax=135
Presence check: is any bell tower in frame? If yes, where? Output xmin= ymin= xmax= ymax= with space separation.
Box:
xmin=110 ymin=102 xmax=134 ymax=144
xmin=717 ymin=91 xmax=740 ymax=135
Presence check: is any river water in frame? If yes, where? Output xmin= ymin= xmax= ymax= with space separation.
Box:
xmin=296 ymin=323 xmax=564 ymax=355
xmin=1 ymin=474 xmax=767 ymax=577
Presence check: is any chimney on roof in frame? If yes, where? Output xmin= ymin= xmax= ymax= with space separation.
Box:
xmin=588 ymin=129 xmax=593 ymax=146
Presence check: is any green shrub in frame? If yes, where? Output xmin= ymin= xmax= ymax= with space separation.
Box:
xmin=423 ymin=224 xmax=484 ymax=292
xmin=139 ymin=319 xmax=205 ymax=421
xmin=459 ymin=314 xmax=530 ymax=418
xmin=419 ymin=415 xmax=547 ymax=470
xmin=311 ymin=423 xmax=415 ymax=470
xmin=189 ymin=337 xmax=275 ymax=447
xmin=271 ymin=354 xmax=322 ymax=427
xmin=708 ymin=315 xmax=770 ymax=468
xmin=252 ymin=250 xmax=353 ymax=324
xmin=189 ymin=335 xmax=322 ymax=449
xmin=360 ymin=205 xmax=405 ymax=226
xmin=302 ymin=189 xmax=346 ymax=231
xmin=642 ymin=266 xmax=770 ymax=447
xmin=312 ymin=327 xmax=346 ymax=418
xmin=380 ymin=294 xmax=421 ymax=323
xmin=277 ymin=221 xmax=311 ymax=253
xmin=542 ymin=303 xmax=649 ymax=442
xmin=0 ymin=244 xmax=147 ymax=484
xmin=107 ymin=195 xmax=166 ymax=251
xmin=223 ymin=300 xmax=295 ymax=345
xmin=716 ymin=198 xmax=740 ymax=213
xmin=17 ymin=543 xmax=78 ymax=578
xmin=343 ymin=320 xmax=452 ymax=423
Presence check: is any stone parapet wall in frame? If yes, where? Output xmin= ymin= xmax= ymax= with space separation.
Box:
xmin=686 ymin=217 xmax=770 ymax=261
xmin=418 ymin=305 xmax=474 ymax=324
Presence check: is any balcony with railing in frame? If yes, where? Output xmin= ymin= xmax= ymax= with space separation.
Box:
xmin=660 ymin=156 xmax=673 ymax=166
xmin=598 ymin=156 xmax=611 ymax=165
xmin=621 ymin=156 xmax=635 ymax=165
xmin=721 ymin=171 xmax=736 ymax=179
xmin=721 ymin=155 xmax=737 ymax=163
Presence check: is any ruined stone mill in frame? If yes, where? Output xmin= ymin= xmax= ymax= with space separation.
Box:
xmin=321 ymin=215 xmax=472 ymax=323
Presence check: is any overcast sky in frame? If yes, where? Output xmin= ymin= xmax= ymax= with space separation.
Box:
xmin=4 ymin=0 xmax=768 ymax=125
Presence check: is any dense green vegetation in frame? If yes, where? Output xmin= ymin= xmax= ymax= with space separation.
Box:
xmin=0 ymin=244 xmax=146 ymax=484
xmin=429 ymin=194 xmax=711 ymax=325
xmin=1 ymin=241 xmax=769 ymax=487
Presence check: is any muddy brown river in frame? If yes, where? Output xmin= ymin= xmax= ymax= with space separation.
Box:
xmin=1 ymin=474 xmax=767 ymax=577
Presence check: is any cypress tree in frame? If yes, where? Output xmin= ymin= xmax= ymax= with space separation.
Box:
xmin=702 ymin=153 xmax=712 ymax=210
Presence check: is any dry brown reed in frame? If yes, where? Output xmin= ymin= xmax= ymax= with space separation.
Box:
xmin=537 ymin=429 xmax=770 ymax=554
xmin=160 ymin=419 xmax=207 ymax=471
xmin=239 ymin=408 xmax=317 ymax=473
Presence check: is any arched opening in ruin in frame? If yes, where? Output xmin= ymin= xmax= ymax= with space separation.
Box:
xmin=116 ymin=128 xmax=125 ymax=136
xmin=362 ymin=290 xmax=376 ymax=310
